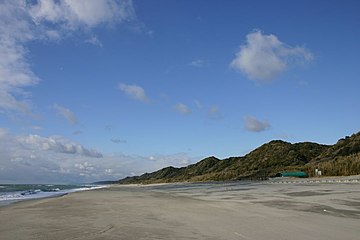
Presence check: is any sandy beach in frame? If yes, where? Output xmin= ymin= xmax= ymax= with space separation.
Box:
xmin=1 ymin=180 xmax=359 ymax=240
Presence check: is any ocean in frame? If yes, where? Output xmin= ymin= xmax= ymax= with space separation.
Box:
xmin=0 ymin=184 xmax=106 ymax=206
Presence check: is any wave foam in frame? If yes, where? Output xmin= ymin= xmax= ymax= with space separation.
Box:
xmin=0 ymin=185 xmax=107 ymax=203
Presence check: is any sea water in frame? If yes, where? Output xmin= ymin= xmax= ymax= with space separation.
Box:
xmin=0 ymin=184 xmax=106 ymax=206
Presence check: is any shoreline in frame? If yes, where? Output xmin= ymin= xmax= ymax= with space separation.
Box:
xmin=0 ymin=192 xmax=69 ymax=208
xmin=0 ymin=185 xmax=108 ymax=208
xmin=0 ymin=180 xmax=359 ymax=239
xmin=2 ymin=175 xmax=359 ymax=208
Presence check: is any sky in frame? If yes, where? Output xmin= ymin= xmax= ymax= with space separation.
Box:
xmin=1 ymin=0 xmax=360 ymax=183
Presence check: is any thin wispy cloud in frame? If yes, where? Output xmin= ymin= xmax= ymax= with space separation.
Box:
xmin=31 ymin=126 xmax=44 ymax=131
xmin=175 ymin=103 xmax=191 ymax=115
xmin=104 ymin=125 xmax=113 ymax=132
xmin=0 ymin=0 xmax=135 ymax=116
xmin=53 ymin=104 xmax=77 ymax=125
xmin=194 ymin=100 xmax=203 ymax=109
xmin=208 ymin=105 xmax=222 ymax=120
xmin=231 ymin=30 xmax=313 ymax=82
xmin=0 ymin=1 xmax=39 ymax=115
xmin=189 ymin=59 xmax=205 ymax=67
xmin=147 ymin=153 xmax=192 ymax=166
xmin=85 ymin=36 xmax=103 ymax=47
xmin=244 ymin=115 xmax=270 ymax=132
xmin=298 ymin=80 xmax=309 ymax=87
xmin=110 ymin=138 xmax=127 ymax=144
xmin=72 ymin=130 xmax=83 ymax=135
xmin=118 ymin=83 xmax=149 ymax=103
xmin=147 ymin=30 xmax=154 ymax=38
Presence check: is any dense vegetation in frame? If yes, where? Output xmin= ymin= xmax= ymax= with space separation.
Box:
xmin=117 ymin=132 xmax=360 ymax=184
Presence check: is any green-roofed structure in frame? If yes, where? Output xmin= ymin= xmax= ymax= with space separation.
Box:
xmin=279 ymin=172 xmax=308 ymax=178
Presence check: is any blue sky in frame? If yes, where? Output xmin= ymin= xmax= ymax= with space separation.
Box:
xmin=0 ymin=0 xmax=359 ymax=183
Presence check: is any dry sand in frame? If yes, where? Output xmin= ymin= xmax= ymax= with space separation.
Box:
xmin=0 ymin=180 xmax=359 ymax=240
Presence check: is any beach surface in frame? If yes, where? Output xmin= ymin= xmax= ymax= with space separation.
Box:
xmin=1 ymin=180 xmax=359 ymax=240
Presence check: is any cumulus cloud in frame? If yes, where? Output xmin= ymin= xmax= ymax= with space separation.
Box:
xmin=231 ymin=30 xmax=313 ymax=82
xmin=118 ymin=83 xmax=149 ymax=103
xmin=175 ymin=103 xmax=191 ymax=115
xmin=244 ymin=115 xmax=270 ymax=132
xmin=53 ymin=104 xmax=77 ymax=124
xmin=0 ymin=130 xmax=107 ymax=183
xmin=0 ymin=0 xmax=134 ymax=115
xmin=17 ymin=134 xmax=102 ymax=158
xmin=0 ymin=129 xmax=196 ymax=183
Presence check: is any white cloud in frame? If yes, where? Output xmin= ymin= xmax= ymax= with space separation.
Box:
xmin=231 ymin=30 xmax=313 ymax=82
xmin=0 ymin=1 xmax=39 ymax=114
xmin=53 ymin=104 xmax=77 ymax=124
xmin=244 ymin=115 xmax=270 ymax=132
xmin=0 ymin=131 xmax=105 ymax=183
xmin=0 ymin=0 xmax=135 ymax=115
xmin=28 ymin=0 xmax=135 ymax=29
xmin=189 ymin=59 xmax=205 ymax=67
xmin=85 ymin=36 xmax=103 ymax=47
xmin=31 ymin=126 xmax=44 ymax=131
xmin=118 ymin=83 xmax=149 ymax=103
xmin=175 ymin=103 xmax=191 ymax=115
xmin=17 ymin=134 xmax=102 ymax=158
xmin=0 ymin=130 xmax=196 ymax=183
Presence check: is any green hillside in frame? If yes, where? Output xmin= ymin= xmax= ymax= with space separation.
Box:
xmin=117 ymin=132 xmax=360 ymax=184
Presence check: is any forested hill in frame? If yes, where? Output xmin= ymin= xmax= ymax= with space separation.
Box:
xmin=117 ymin=132 xmax=360 ymax=184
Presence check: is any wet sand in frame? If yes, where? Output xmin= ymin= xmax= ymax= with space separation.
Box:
xmin=0 ymin=180 xmax=359 ymax=240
